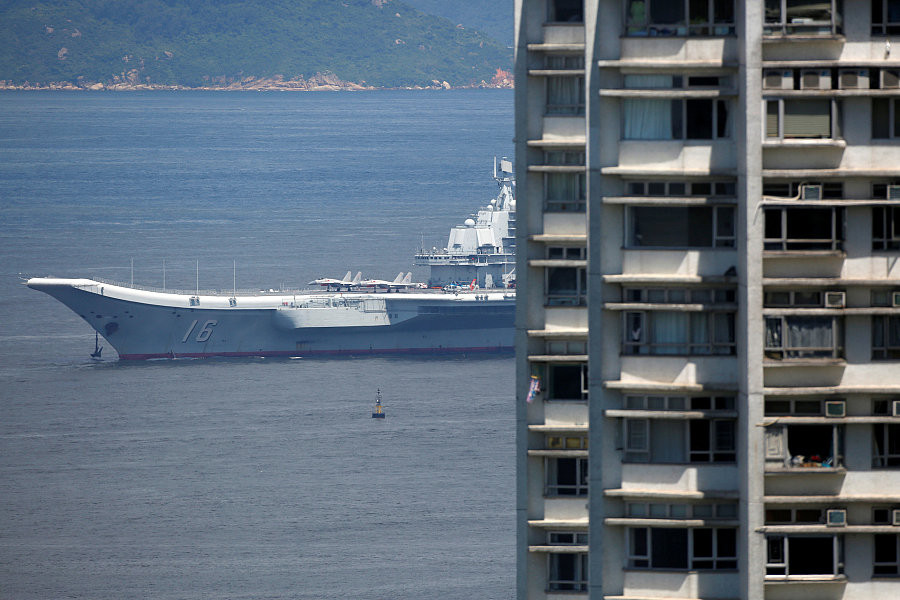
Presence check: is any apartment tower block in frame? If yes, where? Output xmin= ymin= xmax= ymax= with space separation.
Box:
xmin=514 ymin=1 xmax=900 ymax=599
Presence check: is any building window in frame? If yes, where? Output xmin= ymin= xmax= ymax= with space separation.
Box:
xmin=546 ymin=266 xmax=586 ymax=306
xmin=628 ymin=527 xmax=737 ymax=570
xmin=625 ymin=0 xmax=735 ymax=36
xmin=763 ymin=181 xmax=843 ymax=199
xmin=872 ymin=316 xmax=900 ymax=359
xmin=624 ymin=395 xmax=735 ymax=411
xmin=765 ymin=507 xmax=831 ymax=524
xmin=545 ymin=362 xmax=589 ymax=401
xmin=628 ymin=501 xmax=738 ymax=520
xmin=547 ymin=435 xmax=588 ymax=450
xmin=625 ymin=180 xmax=736 ymax=197
xmin=623 ymin=287 xmax=736 ymax=304
xmin=544 ymin=172 xmax=586 ymax=212
xmin=623 ymin=418 xmax=736 ymax=463
xmin=874 ymin=534 xmax=900 ymax=575
xmin=873 ymin=98 xmax=900 ymax=139
xmin=627 ymin=206 xmax=735 ymax=248
xmin=547 ymin=246 xmax=586 ymax=260
xmin=548 ymin=0 xmax=584 ymax=23
xmin=766 ymin=535 xmax=843 ymax=578
xmin=765 ymin=316 xmax=843 ymax=359
xmin=873 ymin=207 xmax=900 ymax=250
xmin=547 ymin=75 xmax=585 ymax=116
xmin=624 ymin=311 xmax=736 ymax=355
xmin=544 ymin=149 xmax=585 ymax=166
xmin=873 ymin=0 xmax=900 ymax=35
xmin=766 ymin=99 xmax=838 ymax=139
xmin=763 ymin=208 xmax=844 ymax=251
xmin=545 ymin=339 xmax=587 ymax=355
xmin=548 ymin=552 xmax=588 ymax=592
xmin=764 ymin=398 xmax=831 ymax=415
xmin=873 ymin=424 xmax=900 ymax=467
xmin=623 ymin=99 xmax=731 ymax=140
xmin=546 ymin=456 xmax=588 ymax=496
xmin=765 ymin=424 xmax=843 ymax=468
xmin=764 ymin=0 xmax=843 ymax=35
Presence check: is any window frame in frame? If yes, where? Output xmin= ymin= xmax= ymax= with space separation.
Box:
xmin=765 ymin=98 xmax=840 ymax=140
xmin=547 ymin=551 xmax=588 ymax=592
xmin=622 ymin=98 xmax=731 ymax=140
xmin=764 ymin=0 xmax=844 ymax=35
xmin=624 ymin=0 xmax=736 ymax=37
xmin=872 ymin=315 xmax=900 ymax=360
xmin=547 ymin=0 xmax=585 ymax=23
xmin=873 ymin=206 xmax=900 ymax=251
xmin=873 ymin=423 xmax=900 ymax=467
xmin=872 ymin=98 xmax=900 ymax=139
xmin=627 ymin=526 xmax=738 ymax=570
xmin=543 ymin=171 xmax=586 ymax=213
xmin=546 ymin=74 xmax=586 ymax=116
xmin=545 ymin=265 xmax=587 ymax=306
xmin=623 ymin=310 xmax=737 ymax=356
xmin=874 ymin=533 xmax=900 ymax=576
xmin=872 ymin=0 xmax=900 ymax=35
xmin=544 ymin=361 xmax=589 ymax=402
xmin=763 ymin=207 xmax=845 ymax=252
xmin=764 ymin=315 xmax=844 ymax=359
xmin=626 ymin=205 xmax=736 ymax=249
xmin=765 ymin=535 xmax=844 ymax=578
xmin=545 ymin=455 xmax=589 ymax=497
xmin=622 ymin=417 xmax=737 ymax=464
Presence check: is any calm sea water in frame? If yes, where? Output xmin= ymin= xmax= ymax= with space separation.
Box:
xmin=0 ymin=90 xmax=515 ymax=599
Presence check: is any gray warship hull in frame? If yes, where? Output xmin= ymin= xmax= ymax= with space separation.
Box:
xmin=26 ymin=278 xmax=514 ymax=360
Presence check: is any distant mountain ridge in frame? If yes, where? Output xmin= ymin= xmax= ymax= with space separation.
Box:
xmin=0 ymin=0 xmax=513 ymax=89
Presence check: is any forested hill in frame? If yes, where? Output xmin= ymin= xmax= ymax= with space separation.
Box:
xmin=0 ymin=0 xmax=513 ymax=89
xmin=403 ymin=0 xmax=513 ymax=47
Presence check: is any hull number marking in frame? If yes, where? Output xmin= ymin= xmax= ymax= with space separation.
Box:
xmin=182 ymin=319 xmax=218 ymax=343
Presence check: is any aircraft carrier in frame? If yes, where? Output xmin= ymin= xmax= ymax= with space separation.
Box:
xmin=26 ymin=160 xmax=516 ymax=360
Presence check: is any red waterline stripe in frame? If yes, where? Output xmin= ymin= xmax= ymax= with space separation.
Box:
xmin=118 ymin=346 xmax=514 ymax=360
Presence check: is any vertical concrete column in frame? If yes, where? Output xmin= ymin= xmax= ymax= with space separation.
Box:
xmin=587 ymin=1 xmax=618 ymax=598
xmin=513 ymin=2 xmax=530 ymax=597
xmin=737 ymin=2 xmax=765 ymax=600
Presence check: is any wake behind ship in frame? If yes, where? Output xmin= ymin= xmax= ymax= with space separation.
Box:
xmin=26 ymin=160 xmax=516 ymax=360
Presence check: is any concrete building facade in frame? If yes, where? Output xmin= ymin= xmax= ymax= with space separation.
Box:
xmin=514 ymin=1 xmax=900 ymax=599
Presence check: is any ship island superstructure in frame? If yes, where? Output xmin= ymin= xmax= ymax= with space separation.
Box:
xmin=26 ymin=161 xmax=516 ymax=360
xmin=415 ymin=157 xmax=516 ymax=289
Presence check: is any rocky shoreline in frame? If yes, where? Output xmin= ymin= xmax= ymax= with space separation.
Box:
xmin=0 ymin=69 xmax=514 ymax=92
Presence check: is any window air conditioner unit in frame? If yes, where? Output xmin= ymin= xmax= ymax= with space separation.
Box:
xmin=825 ymin=400 xmax=846 ymax=417
xmin=892 ymin=400 xmax=900 ymax=417
xmin=888 ymin=185 xmax=900 ymax=201
xmin=826 ymin=508 xmax=847 ymax=527
xmin=800 ymin=69 xmax=832 ymax=90
xmin=839 ymin=68 xmax=869 ymax=89
xmin=893 ymin=509 xmax=900 ymax=526
xmin=763 ymin=69 xmax=793 ymax=90
xmin=892 ymin=292 xmax=900 ymax=308
xmin=801 ymin=184 xmax=823 ymax=201
xmin=883 ymin=69 xmax=900 ymax=89
xmin=824 ymin=291 xmax=846 ymax=308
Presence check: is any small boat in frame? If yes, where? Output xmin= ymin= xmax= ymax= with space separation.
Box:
xmin=372 ymin=389 xmax=386 ymax=419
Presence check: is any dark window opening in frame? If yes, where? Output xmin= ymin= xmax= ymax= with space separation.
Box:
xmin=549 ymin=0 xmax=584 ymax=22
xmin=629 ymin=206 xmax=735 ymax=248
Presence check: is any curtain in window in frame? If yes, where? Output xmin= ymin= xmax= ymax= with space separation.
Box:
xmin=547 ymin=76 xmax=584 ymax=115
xmin=546 ymin=173 xmax=584 ymax=203
xmin=650 ymin=420 xmax=686 ymax=462
xmin=713 ymin=313 xmax=735 ymax=353
xmin=651 ymin=312 xmax=688 ymax=354
xmin=786 ymin=316 xmax=833 ymax=356
xmin=690 ymin=313 xmax=711 ymax=355
xmin=765 ymin=317 xmax=782 ymax=348
xmin=623 ymin=75 xmax=674 ymax=139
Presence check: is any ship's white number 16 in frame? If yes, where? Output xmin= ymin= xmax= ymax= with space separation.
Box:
xmin=182 ymin=319 xmax=217 ymax=343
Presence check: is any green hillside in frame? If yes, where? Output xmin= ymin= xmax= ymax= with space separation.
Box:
xmin=403 ymin=0 xmax=513 ymax=47
xmin=0 ymin=0 xmax=512 ymax=88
